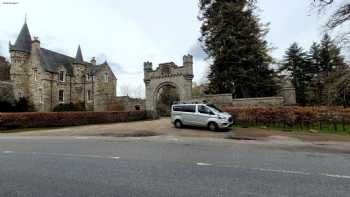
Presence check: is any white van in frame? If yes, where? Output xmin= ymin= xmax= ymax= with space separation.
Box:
xmin=171 ymin=103 xmax=234 ymax=131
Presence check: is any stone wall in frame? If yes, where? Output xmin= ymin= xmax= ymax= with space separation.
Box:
xmin=0 ymin=81 xmax=13 ymax=102
xmin=231 ymin=97 xmax=284 ymax=107
xmin=111 ymin=96 xmax=146 ymax=111
xmin=192 ymin=94 xmax=289 ymax=108
xmin=191 ymin=94 xmax=233 ymax=107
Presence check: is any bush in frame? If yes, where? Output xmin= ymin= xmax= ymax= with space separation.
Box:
xmin=0 ymin=97 xmax=33 ymax=112
xmin=0 ymin=111 xmax=147 ymax=130
xmin=53 ymin=102 xmax=86 ymax=112
xmin=222 ymin=106 xmax=350 ymax=131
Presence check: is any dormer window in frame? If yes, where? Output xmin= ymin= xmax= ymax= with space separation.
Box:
xmin=59 ymin=71 xmax=65 ymax=82
xmin=104 ymin=73 xmax=109 ymax=83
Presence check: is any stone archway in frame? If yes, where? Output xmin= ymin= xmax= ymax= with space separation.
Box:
xmin=144 ymin=55 xmax=194 ymax=118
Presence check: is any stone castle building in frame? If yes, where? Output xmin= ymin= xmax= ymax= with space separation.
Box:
xmin=9 ymin=22 xmax=117 ymax=112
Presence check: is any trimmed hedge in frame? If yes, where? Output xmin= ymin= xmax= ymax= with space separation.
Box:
xmin=222 ymin=106 xmax=350 ymax=131
xmin=0 ymin=111 xmax=147 ymax=130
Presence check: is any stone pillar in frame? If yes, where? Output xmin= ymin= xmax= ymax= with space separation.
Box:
xmin=281 ymin=80 xmax=296 ymax=106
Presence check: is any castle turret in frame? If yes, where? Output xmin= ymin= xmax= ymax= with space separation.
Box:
xmin=143 ymin=61 xmax=153 ymax=84
xmin=183 ymin=54 xmax=193 ymax=80
xmin=73 ymin=45 xmax=87 ymax=81
xmin=91 ymin=57 xmax=96 ymax=65
xmin=9 ymin=21 xmax=32 ymax=99
xmin=144 ymin=61 xmax=153 ymax=72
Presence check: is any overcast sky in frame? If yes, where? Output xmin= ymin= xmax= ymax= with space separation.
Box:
xmin=0 ymin=0 xmax=331 ymax=97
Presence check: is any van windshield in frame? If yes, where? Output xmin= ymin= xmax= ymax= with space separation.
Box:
xmin=207 ymin=104 xmax=222 ymax=113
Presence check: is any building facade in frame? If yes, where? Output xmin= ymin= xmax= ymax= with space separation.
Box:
xmin=9 ymin=22 xmax=117 ymax=112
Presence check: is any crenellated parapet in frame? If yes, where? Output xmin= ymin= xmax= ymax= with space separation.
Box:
xmin=143 ymin=54 xmax=194 ymax=118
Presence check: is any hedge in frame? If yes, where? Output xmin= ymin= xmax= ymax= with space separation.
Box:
xmin=0 ymin=111 xmax=147 ymax=130
xmin=222 ymin=106 xmax=350 ymax=131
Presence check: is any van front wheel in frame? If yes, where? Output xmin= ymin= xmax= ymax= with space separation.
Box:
xmin=174 ymin=120 xmax=183 ymax=128
xmin=208 ymin=122 xmax=218 ymax=131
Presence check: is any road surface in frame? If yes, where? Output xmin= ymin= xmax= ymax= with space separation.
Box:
xmin=0 ymin=136 xmax=349 ymax=197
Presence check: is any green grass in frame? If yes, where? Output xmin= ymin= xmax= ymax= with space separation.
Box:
xmin=233 ymin=122 xmax=350 ymax=135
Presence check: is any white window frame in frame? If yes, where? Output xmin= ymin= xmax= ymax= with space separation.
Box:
xmin=58 ymin=90 xmax=64 ymax=103
xmin=33 ymin=69 xmax=38 ymax=81
xmin=59 ymin=71 xmax=65 ymax=82
xmin=104 ymin=73 xmax=109 ymax=83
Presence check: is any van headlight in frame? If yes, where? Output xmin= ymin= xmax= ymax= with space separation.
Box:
xmin=218 ymin=116 xmax=226 ymax=120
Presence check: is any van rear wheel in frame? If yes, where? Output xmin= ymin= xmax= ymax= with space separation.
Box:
xmin=174 ymin=120 xmax=183 ymax=128
xmin=208 ymin=122 xmax=218 ymax=131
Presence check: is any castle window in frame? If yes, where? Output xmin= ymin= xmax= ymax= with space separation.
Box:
xmin=39 ymin=88 xmax=43 ymax=104
xmin=104 ymin=73 xmax=109 ymax=83
xmin=33 ymin=70 xmax=38 ymax=81
xmin=59 ymin=71 xmax=65 ymax=82
xmin=59 ymin=90 xmax=64 ymax=103
xmin=87 ymin=90 xmax=92 ymax=102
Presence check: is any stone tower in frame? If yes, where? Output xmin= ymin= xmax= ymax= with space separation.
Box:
xmin=9 ymin=22 xmax=32 ymax=99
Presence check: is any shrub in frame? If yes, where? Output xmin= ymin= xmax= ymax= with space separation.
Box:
xmin=0 ymin=97 xmax=33 ymax=112
xmin=53 ymin=102 xmax=86 ymax=112
xmin=222 ymin=106 xmax=350 ymax=131
xmin=0 ymin=111 xmax=147 ymax=130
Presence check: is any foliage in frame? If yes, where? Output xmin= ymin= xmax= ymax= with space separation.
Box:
xmin=312 ymin=0 xmax=350 ymax=46
xmin=199 ymin=0 xmax=278 ymax=98
xmin=223 ymin=106 xmax=350 ymax=132
xmin=281 ymin=34 xmax=346 ymax=106
xmin=0 ymin=111 xmax=147 ymax=130
xmin=157 ymin=86 xmax=179 ymax=116
xmin=53 ymin=102 xmax=86 ymax=112
xmin=280 ymin=43 xmax=311 ymax=105
xmin=0 ymin=97 xmax=34 ymax=112
xmin=0 ymin=56 xmax=10 ymax=81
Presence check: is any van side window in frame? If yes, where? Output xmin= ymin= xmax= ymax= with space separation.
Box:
xmin=198 ymin=105 xmax=212 ymax=114
xmin=173 ymin=105 xmax=196 ymax=113
xmin=184 ymin=105 xmax=196 ymax=113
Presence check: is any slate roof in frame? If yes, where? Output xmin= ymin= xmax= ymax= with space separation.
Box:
xmin=10 ymin=23 xmax=113 ymax=77
xmin=9 ymin=22 xmax=32 ymax=53
xmin=39 ymin=47 xmax=104 ymax=75
xmin=75 ymin=45 xmax=84 ymax=62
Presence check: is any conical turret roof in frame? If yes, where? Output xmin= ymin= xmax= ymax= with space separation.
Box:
xmin=75 ymin=45 xmax=84 ymax=62
xmin=10 ymin=22 xmax=32 ymax=53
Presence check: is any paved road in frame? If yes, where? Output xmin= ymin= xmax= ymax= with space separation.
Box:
xmin=0 ymin=136 xmax=349 ymax=197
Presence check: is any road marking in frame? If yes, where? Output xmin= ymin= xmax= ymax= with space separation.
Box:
xmin=197 ymin=162 xmax=213 ymax=166
xmin=252 ymin=168 xmax=310 ymax=175
xmin=2 ymin=151 xmax=14 ymax=154
xmin=110 ymin=156 xmax=120 ymax=160
xmin=75 ymin=137 xmax=89 ymax=139
xmin=322 ymin=174 xmax=350 ymax=179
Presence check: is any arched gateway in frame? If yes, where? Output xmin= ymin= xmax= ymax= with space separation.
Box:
xmin=144 ymin=55 xmax=194 ymax=118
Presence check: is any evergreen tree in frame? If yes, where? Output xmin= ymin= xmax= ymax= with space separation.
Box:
xmin=199 ymin=0 xmax=278 ymax=98
xmin=281 ymin=43 xmax=311 ymax=106
xmin=319 ymin=34 xmax=346 ymax=76
xmin=307 ymin=42 xmax=323 ymax=104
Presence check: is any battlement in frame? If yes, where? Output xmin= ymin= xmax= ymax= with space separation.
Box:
xmin=143 ymin=55 xmax=193 ymax=81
